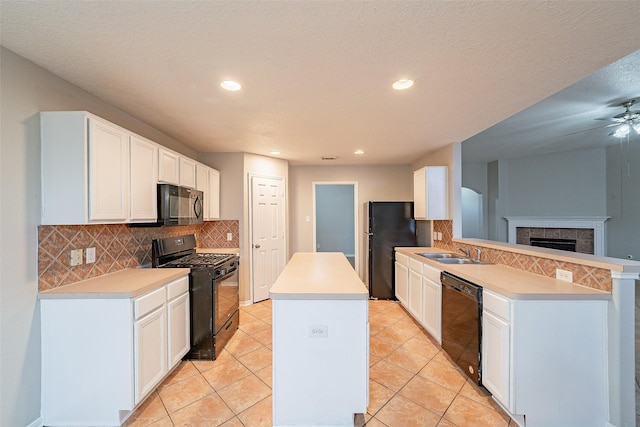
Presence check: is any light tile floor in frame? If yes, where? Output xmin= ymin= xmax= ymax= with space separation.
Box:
xmin=126 ymin=299 xmax=516 ymax=426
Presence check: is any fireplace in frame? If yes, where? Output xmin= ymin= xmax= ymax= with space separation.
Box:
xmin=530 ymin=237 xmax=577 ymax=252
xmin=505 ymin=217 xmax=608 ymax=256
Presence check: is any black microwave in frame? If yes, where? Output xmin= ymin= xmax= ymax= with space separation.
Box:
xmin=157 ymin=184 xmax=204 ymax=226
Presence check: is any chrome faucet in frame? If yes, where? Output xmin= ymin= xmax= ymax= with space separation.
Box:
xmin=474 ymin=247 xmax=482 ymax=262
xmin=458 ymin=247 xmax=470 ymax=258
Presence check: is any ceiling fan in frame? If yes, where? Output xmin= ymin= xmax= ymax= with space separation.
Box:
xmin=596 ymin=100 xmax=640 ymax=138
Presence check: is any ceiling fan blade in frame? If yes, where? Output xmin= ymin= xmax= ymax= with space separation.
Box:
xmin=594 ymin=117 xmax=625 ymax=123
xmin=565 ymin=124 xmax=613 ymax=136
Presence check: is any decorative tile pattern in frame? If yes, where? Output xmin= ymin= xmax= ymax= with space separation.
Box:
xmin=37 ymin=220 xmax=239 ymax=291
xmin=432 ymin=220 xmax=612 ymax=292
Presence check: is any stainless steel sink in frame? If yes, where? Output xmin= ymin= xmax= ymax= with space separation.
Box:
xmin=435 ymin=257 xmax=492 ymax=265
xmin=418 ymin=252 xmax=465 ymax=259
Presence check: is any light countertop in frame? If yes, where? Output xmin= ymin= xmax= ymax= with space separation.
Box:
xmin=38 ymin=268 xmax=190 ymax=299
xmin=270 ymin=252 xmax=368 ymax=300
xmin=396 ymin=247 xmax=610 ymax=301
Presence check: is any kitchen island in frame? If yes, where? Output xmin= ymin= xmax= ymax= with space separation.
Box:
xmin=270 ymin=252 xmax=369 ymax=427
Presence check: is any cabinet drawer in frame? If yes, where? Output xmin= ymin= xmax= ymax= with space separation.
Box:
xmin=134 ymin=287 xmax=167 ymax=319
xmin=395 ymin=252 xmax=409 ymax=267
xmin=421 ymin=263 xmax=441 ymax=283
xmin=409 ymin=258 xmax=423 ymax=274
xmin=167 ymin=275 xmax=189 ymax=300
xmin=483 ymin=290 xmax=510 ymax=321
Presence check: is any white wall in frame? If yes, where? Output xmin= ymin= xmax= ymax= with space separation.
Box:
xmin=0 ymin=47 xmax=197 ymax=427
xmin=201 ymin=152 xmax=289 ymax=303
xmin=289 ymin=164 xmax=412 ymax=280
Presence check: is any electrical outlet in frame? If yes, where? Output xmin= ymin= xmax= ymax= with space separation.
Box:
xmin=86 ymin=247 xmax=96 ymax=264
xmin=70 ymin=249 xmax=83 ymax=266
xmin=437 ymin=232 xmax=443 ymax=240
xmin=556 ymin=268 xmax=573 ymax=282
xmin=309 ymin=325 xmax=328 ymax=338
xmin=227 ymin=233 xmax=233 ymax=241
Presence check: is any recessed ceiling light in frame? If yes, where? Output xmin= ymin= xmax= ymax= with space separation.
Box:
xmin=354 ymin=149 xmax=365 ymax=155
xmin=220 ymin=80 xmax=242 ymax=91
xmin=392 ymin=79 xmax=414 ymax=90
xmin=270 ymin=150 xmax=281 ymax=155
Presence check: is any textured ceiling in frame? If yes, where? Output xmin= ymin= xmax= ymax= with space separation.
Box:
xmin=1 ymin=1 xmax=640 ymax=165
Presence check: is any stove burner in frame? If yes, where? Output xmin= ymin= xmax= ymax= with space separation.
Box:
xmin=162 ymin=253 xmax=235 ymax=268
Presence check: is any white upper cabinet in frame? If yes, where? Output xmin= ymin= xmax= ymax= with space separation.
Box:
xmin=207 ymin=168 xmax=220 ymax=220
xmin=88 ymin=117 xmax=130 ymax=222
xmin=158 ymin=148 xmax=180 ymax=185
xmin=179 ymin=157 xmax=197 ymax=189
xmin=158 ymin=147 xmax=197 ymax=189
xmin=130 ymin=135 xmax=158 ymax=222
xmin=196 ymin=162 xmax=221 ymax=220
xmin=41 ymin=112 xmax=129 ymax=224
xmin=413 ymin=166 xmax=449 ymax=220
xmin=41 ymin=111 xmax=221 ymax=225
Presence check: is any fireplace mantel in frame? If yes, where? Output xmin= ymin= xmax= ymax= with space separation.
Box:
xmin=505 ymin=216 xmax=609 ymax=256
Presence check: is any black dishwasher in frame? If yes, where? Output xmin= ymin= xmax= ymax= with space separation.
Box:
xmin=440 ymin=271 xmax=483 ymax=386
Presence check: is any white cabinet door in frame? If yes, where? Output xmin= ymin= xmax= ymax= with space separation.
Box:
xmin=167 ymin=292 xmax=190 ymax=368
xmin=207 ymin=168 xmax=221 ymax=219
xmin=179 ymin=157 xmax=197 ymax=188
xmin=196 ymin=163 xmax=210 ymax=218
xmin=394 ymin=262 xmax=409 ymax=307
xmin=408 ymin=268 xmax=423 ymax=321
xmin=413 ymin=166 xmax=449 ymax=220
xmin=130 ymin=135 xmax=158 ymax=222
xmin=482 ymin=310 xmax=511 ymax=410
xmin=422 ymin=277 xmax=442 ymax=344
xmin=158 ymin=148 xmax=180 ymax=184
xmin=88 ymin=117 xmax=129 ymax=222
xmin=134 ymin=306 xmax=167 ymax=404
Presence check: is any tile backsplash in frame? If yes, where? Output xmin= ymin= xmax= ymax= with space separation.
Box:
xmin=38 ymin=220 xmax=239 ymax=292
xmin=432 ymin=220 xmax=612 ymax=292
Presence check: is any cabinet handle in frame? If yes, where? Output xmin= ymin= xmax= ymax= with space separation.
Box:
xmin=254 ymin=244 xmax=261 ymax=249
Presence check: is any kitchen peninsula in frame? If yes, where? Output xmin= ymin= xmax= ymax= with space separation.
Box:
xmin=270 ymin=252 xmax=369 ymax=426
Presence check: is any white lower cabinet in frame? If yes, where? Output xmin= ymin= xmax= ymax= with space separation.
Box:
xmin=482 ymin=290 xmax=608 ymax=426
xmin=41 ymin=274 xmax=189 ymax=426
xmin=394 ymin=253 xmax=409 ymax=306
xmin=420 ymin=262 xmax=442 ymax=344
xmin=134 ymin=306 xmax=167 ymax=404
xmin=167 ymin=291 xmax=190 ymax=367
xmin=395 ymin=252 xmax=442 ymax=344
xmin=482 ymin=291 xmax=511 ymax=410
xmin=407 ymin=259 xmax=423 ymax=320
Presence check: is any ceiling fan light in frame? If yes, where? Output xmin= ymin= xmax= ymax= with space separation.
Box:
xmin=613 ymin=124 xmax=630 ymax=138
xmin=633 ymin=122 xmax=640 ymax=135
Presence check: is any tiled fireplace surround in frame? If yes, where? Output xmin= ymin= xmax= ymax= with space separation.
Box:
xmin=38 ymin=220 xmax=239 ymax=292
xmin=433 ymin=220 xmax=612 ymax=292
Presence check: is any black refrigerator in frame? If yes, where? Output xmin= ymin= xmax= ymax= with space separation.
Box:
xmin=367 ymin=201 xmax=417 ymax=299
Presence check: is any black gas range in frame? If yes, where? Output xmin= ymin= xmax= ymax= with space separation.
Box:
xmin=152 ymin=234 xmax=239 ymax=360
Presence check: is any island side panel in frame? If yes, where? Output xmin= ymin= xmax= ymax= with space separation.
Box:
xmin=272 ymin=298 xmax=368 ymax=426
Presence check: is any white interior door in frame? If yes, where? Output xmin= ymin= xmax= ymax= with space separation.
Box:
xmin=251 ymin=175 xmax=286 ymax=303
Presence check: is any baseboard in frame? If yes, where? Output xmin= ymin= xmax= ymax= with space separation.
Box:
xmin=240 ymin=299 xmax=252 ymax=306
xmin=26 ymin=416 xmax=43 ymax=427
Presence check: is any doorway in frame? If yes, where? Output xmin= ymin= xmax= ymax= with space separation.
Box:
xmin=250 ymin=175 xmax=286 ymax=303
xmin=313 ymin=182 xmax=358 ymax=270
